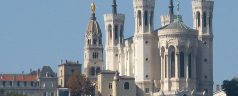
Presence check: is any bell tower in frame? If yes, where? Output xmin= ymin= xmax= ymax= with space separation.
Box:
xmin=133 ymin=0 xmax=158 ymax=95
xmin=104 ymin=0 xmax=125 ymax=71
xmin=84 ymin=1 xmax=103 ymax=81
xmin=192 ymin=0 xmax=214 ymax=95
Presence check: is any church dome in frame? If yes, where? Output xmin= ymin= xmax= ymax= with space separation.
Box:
xmin=158 ymin=17 xmax=197 ymax=36
xmin=85 ymin=16 xmax=102 ymax=37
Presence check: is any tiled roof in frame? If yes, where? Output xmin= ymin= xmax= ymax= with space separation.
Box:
xmin=0 ymin=74 xmax=37 ymax=81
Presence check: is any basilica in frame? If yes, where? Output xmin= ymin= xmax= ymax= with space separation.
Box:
xmin=83 ymin=0 xmax=214 ymax=96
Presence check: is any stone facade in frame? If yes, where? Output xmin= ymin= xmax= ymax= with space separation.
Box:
xmin=97 ymin=70 xmax=136 ymax=96
xmin=83 ymin=0 xmax=214 ymax=95
xmin=58 ymin=60 xmax=82 ymax=88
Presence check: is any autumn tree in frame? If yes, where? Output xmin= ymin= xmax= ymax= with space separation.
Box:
xmin=67 ymin=73 xmax=94 ymax=96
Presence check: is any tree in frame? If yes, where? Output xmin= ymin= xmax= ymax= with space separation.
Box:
xmin=222 ymin=78 xmax=238 ymax=96
xmin=67 ymin=73 xmax=94 ymax=96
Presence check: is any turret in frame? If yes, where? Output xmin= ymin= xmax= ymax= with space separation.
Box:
xmin=192 ymin=0 xmax=214 ymax=95
xmin=133 ymin=0 xmax=155 ymax=34
xmin=104 ymin=0 xmax=125 ymax=71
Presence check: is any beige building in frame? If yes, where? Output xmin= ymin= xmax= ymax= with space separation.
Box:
xmin=97 ymin=70 xmax=136 ymax=96
xmin=58 ymin=60 xmax=82 ymax=88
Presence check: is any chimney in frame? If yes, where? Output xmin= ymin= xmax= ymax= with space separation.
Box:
xmin=77 ymin=61 xmax=79 ymax=64
xmin=66 ymin=60 xmax=68 ymax=63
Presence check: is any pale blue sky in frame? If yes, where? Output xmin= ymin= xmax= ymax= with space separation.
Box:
xmin=0 ymin=0 xmax=237 ymax=86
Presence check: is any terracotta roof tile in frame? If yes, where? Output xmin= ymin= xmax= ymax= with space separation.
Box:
xmin=0 ymin=74 xmax=37 ymax=81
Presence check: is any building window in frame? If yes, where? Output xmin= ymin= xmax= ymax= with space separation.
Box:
xmin=138 ymin=10 xmax=142 ymax=26
xmin=180 ymin=52 xmax=185 ymax=77
xmin=124 ymin=82 xmax=129 ymax=90
xmin=114 ymin=25 xmax=118 ymax=40
xmin=93 ymin=39 xmax=97 ymax=45
xmin=145 ymin=58 xmax=148 ymax=61
xmin=188 ymin=53 xmax=192 ymax=78
xmin=2 ymin=81 xmax=5 ymax=86
xmin=96 ymin=67 xmax=100 ymax=75
xmin=17 ymin=81 xmax=20 ymax=87
xmin=71 ymin=69 xmax=74 ymax=74
xmin=203 ymin=12 xmax=207 ymax=27
xmin=43 ymin=92 xmax=47 ymax=96
xmin=171 ymin=51 xmax=175 ymax=77
xmin=88 ymin=39 xmax=90 ymax=45
xmin=145 ymin=41 xmax=148 ymax=44
xmin=120 ymin=25 xmax=124 ymax=43
xmin=150 ymin=11 xmax=153 ymax=26
xmin=204 ymin=58 xmax=208 ymax=62
xmin=90 ymin=67 xmax=95 ymax=76
xmin=31 ymin=81 xmax=34 ymax=86
xmin=10 ymin=81 xmax=13 ymax=87
xmin=165 ymin=56 xmax=167 ymax=78
xmin=24 ymin=81 xmax=27 ymax=87
xmin=197 ymin=11 xmax=201 ymax=27
xmin=209 ymin=13 xmax=212 ymax=28
xmin=109 ymin=83 xmax=112 ymax=89
xmin=145 ymin=75 xmax=149 ymax=78
xmin=51 ymin=92 xmax=54 ymax=96
xmin=144 ymin=11 xmax=148 ymax=26
xmin=108 ymin=24 xmax=112 ymax=40
xmin=145 ymin=88 xmax=149 ymax=93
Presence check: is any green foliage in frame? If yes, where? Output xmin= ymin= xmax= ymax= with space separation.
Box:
xmin=222 ymin=78 xmax=238 ymax=96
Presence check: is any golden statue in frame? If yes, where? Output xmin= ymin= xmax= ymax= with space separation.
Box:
xmin=91 ymin=1 xmax=96 ymax=13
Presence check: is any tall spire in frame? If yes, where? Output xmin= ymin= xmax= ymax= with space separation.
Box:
xmin=169 ymin=0 xmax=174 ymax=15
xmin=112 ymin=0 xmax=117 ymax=14
xmin=90 ymin=0 xmax=96 ymax=20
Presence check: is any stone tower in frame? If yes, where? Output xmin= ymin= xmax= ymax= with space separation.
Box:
xmin=192 ymin=0 xmax=214 ymax=95
xmin=133 ymin=0 xmax=158 ymax=95
xmin=104 ymin=0 xmax=125 ymax=71
xmin=84 ymin=2 xmax=103 ymax=81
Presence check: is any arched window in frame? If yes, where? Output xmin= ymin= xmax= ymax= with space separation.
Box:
xmin=144 ymin=11 xmax=148 ymax=26
xmin=114 ymin=25 xmax=118 ymax=40
xmin=96 ymin=67 xmax=101 ymax=75
xmin=108 ymin=24 xmax=112 ymax=40
xmin=171 ymin=51 xmax=175 ymax=77
xmin=138 ymin=10 xmax=142 ymax=26
xmin=124 ymin=82 xmax=129 ymax=90
xmin=120 ymin=25 xmax=124 ymax=43
xmin=197 ymin=11 xmax=201 ymax=27
xmin=203 ymin=12 xmax=207 ymax=27
xmin=90 ymin=67 xmax=95 ymax=76
xmin=169 ymin=46 xmax=175 ymax=78
xmin=188 ymin=53 xmax=192 ymax=78
xmin=88 ymin=39 xmax=90 ymax=45
xmin=150 ymin=11 xmax=153 ymax=27
xmin=180 ymin=52 xmax=185 ymax=77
